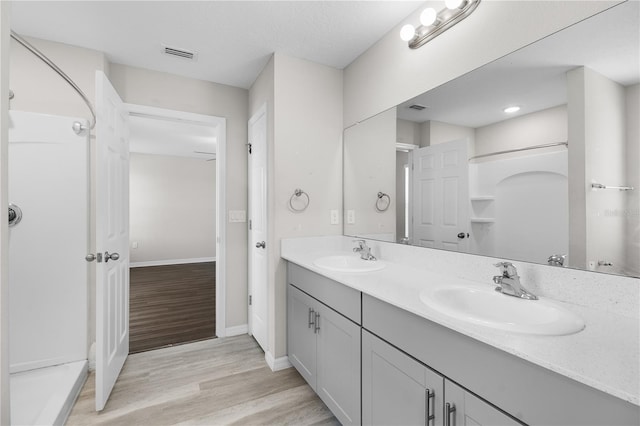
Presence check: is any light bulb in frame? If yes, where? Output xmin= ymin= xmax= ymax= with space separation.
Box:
xmin=400 ymin=24 xmax=416 ymax=41
xmin=445 ymin=0 xmax=465 ymax=10
xmin=420 ymin=8 xmax=438 ymax=26
xmin=503 ymin=106 xmax=521 ymax=114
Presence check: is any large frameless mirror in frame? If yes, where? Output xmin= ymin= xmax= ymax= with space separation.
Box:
xmin=344 ymin=1 xmax=639 ymax=278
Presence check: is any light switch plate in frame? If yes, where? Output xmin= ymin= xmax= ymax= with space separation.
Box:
xmin=229 ymin=210 xmax=247 ymax=223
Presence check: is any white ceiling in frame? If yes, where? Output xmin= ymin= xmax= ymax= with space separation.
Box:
xmin=10 ymin=0 xmax=424 ymax=89
xmin=397 ymin=1 xmax=640 ymax=128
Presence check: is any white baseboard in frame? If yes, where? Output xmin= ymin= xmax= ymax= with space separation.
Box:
xmin=265 ymin=351 xmax=292 ymax=372
xmin=224 ymin=324 xmax=248 ymax=337
xmin=130 ymin=257 xmax=216 ymax=268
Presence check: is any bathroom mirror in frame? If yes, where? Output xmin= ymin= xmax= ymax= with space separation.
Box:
xmin=344 ymin=1 xmax=640 ymax=278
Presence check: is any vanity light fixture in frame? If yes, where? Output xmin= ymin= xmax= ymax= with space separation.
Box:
xmin=503 ymin=106 xmax=521 ymax=114
xmin=401 ymin=0 xmax=481 ymax=49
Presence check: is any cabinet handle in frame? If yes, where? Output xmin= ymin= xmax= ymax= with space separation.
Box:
xmin=314 ymin=312 xmax=320 ymax=334
xmin=308 ymin=308 xmax=315 ymax=329
xmin=425 ymin=388 xmax=435 ymax=425
xmin=445 ymin=402 xmax=456 ymax=426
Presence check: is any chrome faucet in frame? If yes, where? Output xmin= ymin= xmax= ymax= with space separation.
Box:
xmin=493 ymin=262 xmax=538 ymax=300
xmin=548 ymin=254 xmax=566 ymax=267
xmin=353 ymin=239 xmax=376 ymax=261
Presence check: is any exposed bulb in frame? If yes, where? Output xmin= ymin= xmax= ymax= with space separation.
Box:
xmin=420 ymin=8 xmax=438 ymax=26
xmin=400 ymin=24 xmax=416 ymax=41
xmin=445 ymin=0 xmax=465 ymax=10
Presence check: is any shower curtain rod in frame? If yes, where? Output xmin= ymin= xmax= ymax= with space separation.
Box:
xmin=10 ymin=30 xmax=96 ymax=134
xmin=468 ymin=141 xmax=568 ymax=161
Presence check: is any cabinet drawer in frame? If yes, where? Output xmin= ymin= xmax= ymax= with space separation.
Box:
xmin=287 ymin=263 xmax=361 ymax=324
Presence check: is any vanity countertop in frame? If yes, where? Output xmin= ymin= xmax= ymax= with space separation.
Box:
xmin=281 ymin=244 xmax=639 ymax=406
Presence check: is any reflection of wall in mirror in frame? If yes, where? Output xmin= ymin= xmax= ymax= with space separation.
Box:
xmin=626 ymin=84 xmax=640 ymax=277
xmin=344 ymin=107 xmax=396 ymax=241
xmin=568 ymin=67 xmax=635 ymax=276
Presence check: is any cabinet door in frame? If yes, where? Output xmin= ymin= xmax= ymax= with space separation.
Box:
xmin=316 ymin=303 xmax=361 ymax=426
xmin=444 ymin=380 xmax=522 ymax=426
xmin=363 ymin=330 xmax=444 ymax=426
xmin=287 ymin=284 xmax=317 ymax=388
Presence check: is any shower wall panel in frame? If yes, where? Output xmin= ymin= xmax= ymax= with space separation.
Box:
xmin=8 ymin=111 xmax=88 ymax=373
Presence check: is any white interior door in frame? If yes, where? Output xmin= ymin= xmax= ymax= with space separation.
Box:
xmin=248 ymin=105 xmax=268 ymax=352
xmin=95 ymin=70 xmax=130 ymax=411
xmin=412 ymin=139 xmax=469 ymax=251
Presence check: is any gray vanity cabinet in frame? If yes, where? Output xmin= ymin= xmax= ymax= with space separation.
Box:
xmin=287 ymin=283 xmax=317 ymax=387
xmin=286 ymin=266 xmax=362 ymax=426
xmin=362 ymin=330 xmax=445 ymax=426
xmin=444 ymin=381 xmax=522 ymax=426
xmin=363 ymin=330 xmax=520 ymax=426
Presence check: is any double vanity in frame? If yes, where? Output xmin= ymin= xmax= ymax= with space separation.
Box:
xmin=282 ymin=236 xmax=639 ymax=426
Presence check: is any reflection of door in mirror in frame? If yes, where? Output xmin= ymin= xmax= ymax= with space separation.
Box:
xmin=411 ymin=140 xmax=469 ymax=251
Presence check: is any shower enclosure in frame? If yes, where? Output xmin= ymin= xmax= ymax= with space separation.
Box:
xmin=8 ymin=110 xmax=89 ymax=425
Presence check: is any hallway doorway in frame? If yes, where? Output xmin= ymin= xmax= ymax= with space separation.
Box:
xmin=126 ymin=104 xmax=226 ymax=353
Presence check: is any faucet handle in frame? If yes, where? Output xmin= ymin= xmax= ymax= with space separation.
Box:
xmin=494 ymin=261 xmax=518 ymax=277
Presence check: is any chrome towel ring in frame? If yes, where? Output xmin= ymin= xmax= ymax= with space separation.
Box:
xmin=289 ymin=188 xmax=310 ymax=212
xmin=375 ymin=192 xmax=391 ymax=212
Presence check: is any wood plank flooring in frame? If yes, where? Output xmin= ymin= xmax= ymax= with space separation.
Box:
xmin=66 ymin=335 xmax=338 ymax=425
xmin=130 ymin=262 xmax=216 ymax=353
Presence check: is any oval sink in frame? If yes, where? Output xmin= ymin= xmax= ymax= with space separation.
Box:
xmin=420 ymin=285 xmax=584 ymax=336
xmin=313 ymin=255 xmax=386 ymax=273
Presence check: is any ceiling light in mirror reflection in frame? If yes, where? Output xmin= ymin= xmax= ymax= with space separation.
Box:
xmin=503 ymin=106 xmax=521 ymax=114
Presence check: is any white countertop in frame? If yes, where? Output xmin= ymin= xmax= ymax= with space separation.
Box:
xmin=281 ymin=244 xmax=640 ymax=406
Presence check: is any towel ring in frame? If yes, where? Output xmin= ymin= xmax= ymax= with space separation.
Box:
xmin=375 ymin=192 xmax=391 ymax=212
xmin=289 ymin=188 xmax=310 ymax=212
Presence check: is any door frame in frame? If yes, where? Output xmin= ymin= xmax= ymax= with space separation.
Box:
xmin=124 ymin=103 xmax=227 ymax=336
xmin=247 ymin=103 xmax=268 ymax=350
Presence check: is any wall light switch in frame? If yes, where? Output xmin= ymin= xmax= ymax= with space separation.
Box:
xmin=131 ymin=241 xmax=138 ymax=249
xmin=229 ymin=210 xmax=247 ymax=223
xmin=330 ymin=210 xmax=339 ymax=225
xmin=347 ymin=210 xmax=355 ymax=224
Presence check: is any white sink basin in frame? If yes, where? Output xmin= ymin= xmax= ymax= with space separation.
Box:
xmin=420 ymin=285 xmax=585 ymax=336
xmin=313 ymin=255 xmax=386 ymax=273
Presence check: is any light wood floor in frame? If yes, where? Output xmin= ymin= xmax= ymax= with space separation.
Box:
xmin=67 ymin=335 xmax=338 ymax=425
xmin=129 ymin=262 xmax=216 ymax=353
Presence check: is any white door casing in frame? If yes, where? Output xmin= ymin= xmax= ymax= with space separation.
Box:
xmin=412 ymin=139 xmax=469 ymax=251
xmin=248 ymin=104 xmax=268 ymax=352
xmin=95 ymin=71 xmax=130 ymax=411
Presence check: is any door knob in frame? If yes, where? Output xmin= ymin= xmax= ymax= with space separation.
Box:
xmin=457 ymin=232 xmax=469 ymax=239
xmin=255 ymin=241 xmax=266 ymax=249
xmin=85 ymin=254 xmax=96 ymax=262
xmin=104 ymin=251 xmax=120 ymax=262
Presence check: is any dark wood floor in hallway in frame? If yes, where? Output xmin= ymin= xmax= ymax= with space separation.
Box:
xmin=66 ymin=335 xmax=338 ymax=425
xmin=129 ymin=262 xmax=216 ymax=353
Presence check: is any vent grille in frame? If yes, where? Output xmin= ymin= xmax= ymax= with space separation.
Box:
xmin=408 ymin=104 xmax=428 ymax=111
xmin=162 ymin=45 xmax=197 ymax=61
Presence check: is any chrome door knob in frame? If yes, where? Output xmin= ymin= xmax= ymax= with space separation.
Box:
xmin=255 ymin=241 xmax=266 ymax=249
xmin=104 ymin=251 xmax=120 ymax=262
xmin=85 ymin=253 xmax=96 ymax=262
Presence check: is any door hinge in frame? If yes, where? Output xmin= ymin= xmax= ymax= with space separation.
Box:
xmin=249 ymin=295 xmax=252 ymax=305
xmin=247 ymin=142 xmax=252 ymax=154
xmin=249 ymin=219 xmax=252 ymax=230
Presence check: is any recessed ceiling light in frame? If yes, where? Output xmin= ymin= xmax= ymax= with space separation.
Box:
xmin=503 ymin=106 xmax=521 ymax=114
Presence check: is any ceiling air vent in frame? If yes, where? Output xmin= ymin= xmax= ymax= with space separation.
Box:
xmin=162 ymin=45 xmax=198 ymax=61
xmin=408 ymin=104 xmax=428 ymax=111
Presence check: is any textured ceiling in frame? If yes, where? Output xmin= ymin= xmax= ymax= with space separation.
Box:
xmin=10 ymin=0 xmax=424 ymax=89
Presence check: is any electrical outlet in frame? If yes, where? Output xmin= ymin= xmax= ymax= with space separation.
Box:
xmin=330 ymin=210 xmax=339 ymax=225
xmin=347 ymin=210 xmax=355 ymax=224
